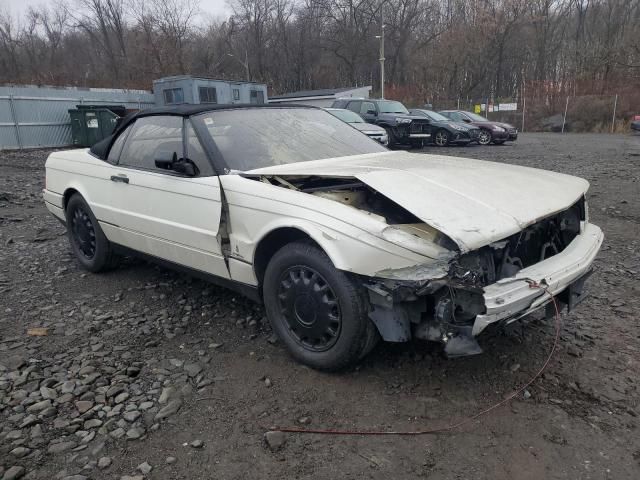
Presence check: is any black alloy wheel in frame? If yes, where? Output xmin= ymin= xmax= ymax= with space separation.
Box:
xmin=277 ymin=265 xmax=342 ymax=352
xmin=478 ymin=129 xmax=492 ymax=145
xmin=70 ymin=204 xmax=96 ymax=259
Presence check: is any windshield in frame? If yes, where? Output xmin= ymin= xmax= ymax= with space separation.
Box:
xmin=422 ymin=110 xmax=449 ymax=122
xmin=377 ymin=101 xmax=409 ymax=114
xmin=195 ymin=108 xmax=387 ymax=171
xmin=465 ymin=112 xmax=489 ymax=122
xmin=328 ymin=109 xmax=365 ymax=123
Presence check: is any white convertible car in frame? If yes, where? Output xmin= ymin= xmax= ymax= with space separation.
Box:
xmin=43 ymin=105 xmax=603 ymax=370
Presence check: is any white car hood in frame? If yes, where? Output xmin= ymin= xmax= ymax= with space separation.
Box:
xmin=246 ymin=151 xmax=589 ymax=252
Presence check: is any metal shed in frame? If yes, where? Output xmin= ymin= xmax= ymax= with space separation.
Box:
xmin=268 ymin=86 xmax=372 ymax=107
xmin=153 ymin=76 xmax=268 ymax=107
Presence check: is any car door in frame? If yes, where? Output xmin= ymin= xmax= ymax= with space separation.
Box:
xmin=104 ymin=115 xmax=230 ymax=279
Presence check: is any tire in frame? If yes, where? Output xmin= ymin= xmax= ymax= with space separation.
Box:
xmin=359 ymin=321 xmax=381 ymax=359
xmin=65 ymin=193 xmax=118 ymax=272
xmin=263 ymin=241 xmax=374 ymax=370
xmin=434 ymin=129 xmax=450 ymax=147
xmin=383 ymin=127 xmax=397 ymax=148
xmin=478 ymin=129 xmax=492 ymax=145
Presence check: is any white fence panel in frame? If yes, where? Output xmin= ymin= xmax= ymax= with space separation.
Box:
xmin=0 ymin=85 xmax=155 ymax=150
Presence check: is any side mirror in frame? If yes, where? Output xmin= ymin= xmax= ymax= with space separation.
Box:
xmin=173 ymin=159 xmax=197 ymax=176
xmin=155 ymin=151 xmax=177 ymax=170
xmin=462 ymin=118 xmax=471 ymax=123
xmin=367 ymin=109 xmax=377 ymax=115
xmin=154 ymin=151 xmax=197 ymax=176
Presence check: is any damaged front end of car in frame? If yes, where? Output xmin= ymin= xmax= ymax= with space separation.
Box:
xmin=364 ymin=197 xmax=601 ymax=357
xmin=244 ymin=172 xmax=603 ymax=358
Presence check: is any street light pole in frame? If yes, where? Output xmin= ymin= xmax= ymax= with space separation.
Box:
xmin=376 ymin=11 xmax=385 ymax=99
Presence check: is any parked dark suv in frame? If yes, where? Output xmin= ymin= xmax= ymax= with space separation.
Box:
xmin=331 ymin=98 xmax=431 ymax=148
xmin=439 ymin=110 xmax=518 ymax=145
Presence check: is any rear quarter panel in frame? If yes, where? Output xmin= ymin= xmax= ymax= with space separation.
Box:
xmin=45 ymin=149 xmax=118 ymax=225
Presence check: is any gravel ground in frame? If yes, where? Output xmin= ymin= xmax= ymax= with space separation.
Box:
xmin=1 ymin=133 xmax=639 ymax=480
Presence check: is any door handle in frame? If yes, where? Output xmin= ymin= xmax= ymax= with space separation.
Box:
xmin=110 ymin=175 xmax=129 ymax=184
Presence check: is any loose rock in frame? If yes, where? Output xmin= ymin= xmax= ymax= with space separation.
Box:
xmin=264 ymin=431 xmax=286 ymax=451
xmin=2 ymin=466 xmax=26 ymax=480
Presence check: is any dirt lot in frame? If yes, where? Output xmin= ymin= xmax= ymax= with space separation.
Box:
xmin=1 ymin=133 xmax=639 ymax=480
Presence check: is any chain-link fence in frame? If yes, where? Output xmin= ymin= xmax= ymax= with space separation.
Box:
xmin=424 ymin=93 xmax=640 ymax=133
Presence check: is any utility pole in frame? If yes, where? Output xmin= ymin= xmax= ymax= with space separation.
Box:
xmin=375 ymin=9 xmax=385 ymax=99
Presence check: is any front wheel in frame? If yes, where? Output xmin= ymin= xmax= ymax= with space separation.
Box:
xmin=263 ymin=242 xmax=375 ymax=370
xmin=478 ymin=129 xmax=492 ymax=145
xmin=65 ymin=193 xmax=118 ymax=272
xmin=383 ymin=127 xmax=397 ymax=148
xmin=434 ymin=129 xmax=450 ymax=147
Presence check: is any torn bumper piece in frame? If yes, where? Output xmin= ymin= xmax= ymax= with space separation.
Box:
xmin=364 ymin=223 xmax=603 ymax=356
xmin=472 ymin=223 xmax=603 ymax=335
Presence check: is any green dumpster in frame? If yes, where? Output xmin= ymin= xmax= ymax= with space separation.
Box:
xmin=69 ymin=105 xmax=126 ymax=147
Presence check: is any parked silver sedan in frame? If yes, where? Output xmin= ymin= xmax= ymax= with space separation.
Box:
xmin=326 ymin=108 xmax=389 ymax=145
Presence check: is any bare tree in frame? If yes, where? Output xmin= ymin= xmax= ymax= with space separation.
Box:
xmin=0 ymin=0 xmax=638 ymax=107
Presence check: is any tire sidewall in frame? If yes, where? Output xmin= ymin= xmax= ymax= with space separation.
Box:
xmin=263 ymin=243 xmax=368 ymax=370
xmin=383 ymin=126 xmax=397 ymax=147
xmin=65 ymin=194 xmax=111 ymax=272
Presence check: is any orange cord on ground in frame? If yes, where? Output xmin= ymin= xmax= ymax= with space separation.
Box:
xmin=268 ymin=281 xmax=560 ymax=436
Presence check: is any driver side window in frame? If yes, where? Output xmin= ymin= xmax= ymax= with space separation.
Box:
xmin=119 ymin=116 xmax=183 ymax=172
xmin=346 ymin=101 xmax=361 ymax=113
xmin=360 ymin=102 xmax=376 ymax=115
xmin=449 ymin=112 xmax=464 ymax=121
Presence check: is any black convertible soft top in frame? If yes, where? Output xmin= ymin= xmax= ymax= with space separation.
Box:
xmin=90 ymin=103 xmax=314 ymax=160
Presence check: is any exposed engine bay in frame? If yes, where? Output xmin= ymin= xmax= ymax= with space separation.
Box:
xmin=249 ymin=173 xmax=587 ymax=357
xmin=251 ymin=174 xmax=458 ymax=249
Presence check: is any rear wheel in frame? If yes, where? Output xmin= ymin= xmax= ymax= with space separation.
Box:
xmin=263 ymin=242 xmax=375 ymax=370
xmin=434 ymin=129 xmax=450 ymax=147
xmin=65 ymin=194 xmax=118 ymax=272
xmin=478 ymin=129 xmax=492 ymax=145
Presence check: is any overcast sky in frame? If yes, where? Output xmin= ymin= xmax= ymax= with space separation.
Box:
xmin=2 ymin=0 xmax=231 ymax=21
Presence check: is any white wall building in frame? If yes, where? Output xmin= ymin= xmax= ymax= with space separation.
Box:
xmin=153 ymin=76 xmax=268 ymax=106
